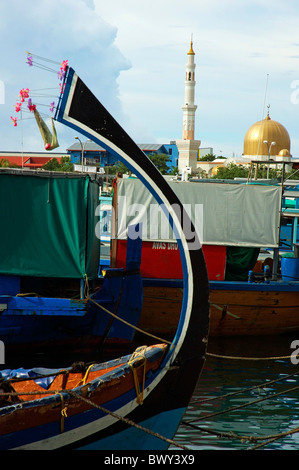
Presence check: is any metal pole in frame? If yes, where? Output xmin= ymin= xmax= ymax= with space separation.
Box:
xmin=75 ymin=136 xmax=83 ymax=172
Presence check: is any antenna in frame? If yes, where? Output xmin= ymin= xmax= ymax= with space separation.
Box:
xmin=256 ymin=73 xmax=269 ymax=157
xmin=262 ymin=74 xmax=269 ymax=119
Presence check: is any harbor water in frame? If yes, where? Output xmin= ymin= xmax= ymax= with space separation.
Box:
xmin=172 ymin=334 xmax=299 ymax=451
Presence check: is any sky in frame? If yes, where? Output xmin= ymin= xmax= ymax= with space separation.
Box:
xmin=0 ymin=0 xmax=299 ymax=158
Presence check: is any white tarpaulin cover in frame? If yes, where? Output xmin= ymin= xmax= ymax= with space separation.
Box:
xmin=116 ymin=178 xmax=281 ymax=248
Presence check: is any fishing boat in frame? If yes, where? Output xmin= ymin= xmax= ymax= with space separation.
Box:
xmin=110 ymin=173 xmax=299 ymax=338
xmin=0 ymin=169 xmax=144 ymax=359
xmin=0 ymin=64 xmax=209 ymax=449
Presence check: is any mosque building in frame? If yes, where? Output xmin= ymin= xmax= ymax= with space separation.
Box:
xmin=197 ymin=104 xmax=294 ymax=177
xmin=178 ymin=39 xmax=296 ymax=177
xmin=243 ymin=104 xmax=291 ymax=162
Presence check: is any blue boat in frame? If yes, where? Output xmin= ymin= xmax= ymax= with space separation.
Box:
xmin=0 ymin=171 xmax=143 ymax=358
xmin=0 ymin=64 xmax=209 ymax=449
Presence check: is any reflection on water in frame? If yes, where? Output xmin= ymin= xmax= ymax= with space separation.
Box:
xmin=172 ymin=335 xmax=299 ymax=450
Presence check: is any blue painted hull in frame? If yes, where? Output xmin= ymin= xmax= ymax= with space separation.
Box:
xmin=143 ymin=276 xmax=299 ymax=293
xmin=0 ymin=272 xmax=143 ymax=357
xmin=77 ymin=408 xmax=186 ymax=450
xmin=1 ymin=408 xmax=186 ymax=450
xmin=0 ymin=230 xmax=143 ymax=356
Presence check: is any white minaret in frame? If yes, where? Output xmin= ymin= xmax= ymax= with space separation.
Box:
xmin=176 ymin=38 xmax=201 ymax=172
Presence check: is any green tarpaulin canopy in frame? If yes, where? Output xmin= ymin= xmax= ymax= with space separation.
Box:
xmin=0 ymin=171 xmax=100 ymax=279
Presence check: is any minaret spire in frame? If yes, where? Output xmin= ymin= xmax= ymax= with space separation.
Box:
xmin=182 ymin=36 xmax=197 ymax=140
xmin=188 ymin=34 xmax=195 ymax=55
xmin=176 ymin=38 xmax=201 ymax=173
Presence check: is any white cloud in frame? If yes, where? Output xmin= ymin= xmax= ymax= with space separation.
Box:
xmin=0 ymin=0 xmax=130 ymax=151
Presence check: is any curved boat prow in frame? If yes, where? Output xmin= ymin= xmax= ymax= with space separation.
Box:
xmin=55 ymin=64 xmax=209 ymax=383
xmin=0 ymin=64 xmax=209 ymax=451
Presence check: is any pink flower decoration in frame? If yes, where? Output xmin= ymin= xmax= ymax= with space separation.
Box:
xmin=61 ymin=60 xmax=68 ymax=71
xmin=21 ymin=88 xmax=29 ymax=97
xmin=50 ymin=101 xmax=55 ymax=113
xmin=19 ymin=88 xmax=29 ymax=102
xmin=27 ymin=99 xmax=36 ymax=112
xmin=15 ymin=103 xmax=22 ymax=112
xmin=26 ymin=55 xmax=33 ymax=66
xmin=59 ymin=83 xmax=65 ymax=94
xmin=11 ymin=116 xmax=17 ymax=127
xmin=57 ymin=69 xmax=65 ymax=81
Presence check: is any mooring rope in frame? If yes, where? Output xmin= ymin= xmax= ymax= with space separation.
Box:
xmin=0 ymin=388 xmax=189 ymax=450
xmin=247 ymin=426 xmax=299 ymax=450
xmin=189 ymin=369 xmax=299 ymax=406
xmin=181 ymin=420 xmax=299 ymax=450
xmin=88 ymin=296 xmax=297 ymax=362
xmin=2 ymin=385 xmax=298 ymax=450
xmin=87 ymin=296 xmax=171 ymax=345
xmin=2 ymin=295 xmax=296 ymax=450
xmin=185 ymin=384 xmax=299 ymax=424
xmin=182 ymin=370 xmax=299 ymax=450
xmin=67 ymin=390 xmax=190 ymax=450
xmin=206 ymin=352 xmax=295 ymax=361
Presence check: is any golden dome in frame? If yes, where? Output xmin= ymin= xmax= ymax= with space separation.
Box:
xmin=211 ymin=165 xmax=222 ymax=175
xmin=278 ymin=149 xmax=291 ymax=157
xmin=243 ymin=110 xmax=290 ymax=157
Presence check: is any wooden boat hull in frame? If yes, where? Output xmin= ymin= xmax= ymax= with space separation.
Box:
xmin=209 ymin=281 xmax=299 ymax=336
xmin=0 ymin=345 xmax=182 ymax=449
xmin=0 ymin=334 xmax=207 ymax=449
xmin=140 ymin=280 xmax=299 ymax=338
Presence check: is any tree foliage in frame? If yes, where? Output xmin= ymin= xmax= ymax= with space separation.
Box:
xmin=0 ymin=158 xmax=18 ymax=168
xmin=42 ymin=156 xmax=74 ymax=172
xmin=199 ymin=153 xmax=217 ymax=162
xmin=212 ymin=163 xmax=249 ymax=179
xmin=115 ymin=153 xmax=171 ymax=175
xmin=148 ymin=153 xmax=170 ymax=174
xmin=211 ymin=162 xmax=299 ymax=181
xmin=0 ymin=158 xmax=11 ymax=167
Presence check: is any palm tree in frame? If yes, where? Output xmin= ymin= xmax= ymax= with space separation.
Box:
xmin=0 ymin=158 xmax=10 ymax=167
